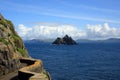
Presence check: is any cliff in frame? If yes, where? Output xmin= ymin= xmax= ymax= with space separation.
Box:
xmin=0 ymin=14 xmax=50 ymax=80
xmin=52 ymin=35 xmax=77 ymax=45
xmin=0 ymin=14 xmax=29 ymax=76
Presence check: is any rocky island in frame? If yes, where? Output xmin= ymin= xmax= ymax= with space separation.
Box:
xmin=0 ymin=14 xmax=50 ymax=80
xmin=52 ymin=35 xmax=77 ymax=45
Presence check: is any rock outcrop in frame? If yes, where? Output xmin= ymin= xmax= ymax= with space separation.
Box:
xmin=52 ymin=35 xmax=77 ymax=45
xmin=0 ymin=14 xmax=29 ymax=76
xmin=0 ymin=13 xmax=50 ymax=80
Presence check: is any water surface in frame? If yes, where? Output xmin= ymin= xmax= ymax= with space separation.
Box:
xmin=25 ymin=42 xmax=120 ymax=80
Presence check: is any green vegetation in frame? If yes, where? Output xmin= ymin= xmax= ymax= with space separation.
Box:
xmin=0 ymin=19 xmax=15 ymax=33
xmin=12 ymin=35 xmax=20 ymax=41
xmin=0 ymin=38 xmax=9 ymax=45
xmin=6 ymin=19 xmax=11 ymax=24
xmin=6 ymin=19 xmax=14 ymax=31
xmin=0 ymin=19 xmax=7 ymax=28
xmin=17 ymin=48 xmax=26 ymax=57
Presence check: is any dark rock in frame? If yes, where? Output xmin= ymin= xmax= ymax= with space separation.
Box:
xmin=52 ymin=35 xmax=77 ymax=45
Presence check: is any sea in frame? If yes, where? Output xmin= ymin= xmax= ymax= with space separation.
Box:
xmin=24 ymin=41 xmax=120 ymax=80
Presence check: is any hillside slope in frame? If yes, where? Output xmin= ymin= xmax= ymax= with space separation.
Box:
xmin=0 ymin=14 xmax=29 ymax=76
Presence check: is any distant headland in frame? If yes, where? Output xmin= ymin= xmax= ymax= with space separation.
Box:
xmin=52 ymin=35 xmax=77 ymax=45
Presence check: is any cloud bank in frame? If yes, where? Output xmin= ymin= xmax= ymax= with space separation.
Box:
xmin=87 ymin=23 xmax=120 ymax=40
xmin=17 ymin=23 xmax=120 ymax=40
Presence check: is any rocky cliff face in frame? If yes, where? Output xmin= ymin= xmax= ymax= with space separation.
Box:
xmin=52 ymin=35 xmax=77 ymax=45
xmin=0 ymin=14 xmax=29 ymax=76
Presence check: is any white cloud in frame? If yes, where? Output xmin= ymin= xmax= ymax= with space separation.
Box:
xmin=17 ymin=24 xmax=86 ymax=40
xmin=17 ymin=24 xmax=32 ymax=38
xmin=86 ymin=23 xmax=120 ymax=40
xmin=16 ymin=23 xmax=120 ymax=40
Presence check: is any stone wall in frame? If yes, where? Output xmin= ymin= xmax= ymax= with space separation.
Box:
xmin=18 ymin=58 xmax=51 ymax=80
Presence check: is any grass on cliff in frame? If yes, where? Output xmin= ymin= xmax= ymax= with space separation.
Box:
xmin=12 ymin=35 xmax=21 ymax=41
xmin=0 ymin=38 xmax=9 ymax=45
xmin=6 ymin=20 xmax=14 ymax=31
xmin=0 ymin=19 xmax=7 ymax=28
xmin=17 ymin=48 xmax=26 ymax=57
xmin=0 ymin=19 xmax=16 ymax=33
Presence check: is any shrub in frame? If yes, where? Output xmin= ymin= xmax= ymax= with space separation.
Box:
xmin=17 ymin=48 xmax=26 ymax=57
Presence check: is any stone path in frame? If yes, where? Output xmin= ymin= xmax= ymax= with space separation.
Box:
xmin=0 ymin=63 xmax=28 ymax=80
xmin=0 ymin=71 xmax=18 ymax=80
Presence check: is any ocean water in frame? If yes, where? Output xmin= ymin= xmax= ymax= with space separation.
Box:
xmin=24 ymin=42 xmax=120 ymax=80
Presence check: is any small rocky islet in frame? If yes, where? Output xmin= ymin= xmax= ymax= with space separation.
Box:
xmin=0 ymin=13 xmax=50 ymax=80
xmin=52 ymin=35 xmax=77 ymax=45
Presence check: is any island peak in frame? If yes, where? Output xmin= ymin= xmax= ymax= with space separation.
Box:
xmin=52 ymin=35 xmax=77 ymax=45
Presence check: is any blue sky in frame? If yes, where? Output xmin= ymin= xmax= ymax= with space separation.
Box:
xmin=0 ymin=0 xmax=120 ymax=40
xmin=1 ymin=0 xmax=120 ymax=27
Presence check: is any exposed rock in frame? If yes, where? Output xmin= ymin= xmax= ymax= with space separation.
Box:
xmin=0 ymin=13 xmax=30 ymax=76
xmin=52 ymin=35 xmax=77 ymax=45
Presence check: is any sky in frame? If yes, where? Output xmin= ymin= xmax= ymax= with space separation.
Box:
xmin=0 ymin=0 xmax=120 ymax=40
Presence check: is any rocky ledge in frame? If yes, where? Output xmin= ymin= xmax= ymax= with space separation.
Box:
xmin=52 ymin=35 xmax=77 ymax=45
